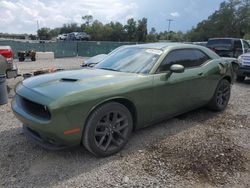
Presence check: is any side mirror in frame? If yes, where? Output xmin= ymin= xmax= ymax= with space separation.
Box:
xmin=170 ymin=64 xmax=185 ymax=73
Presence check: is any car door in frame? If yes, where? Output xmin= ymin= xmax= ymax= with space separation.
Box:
xmin=152 ymin=49 xmax=211 ymax=121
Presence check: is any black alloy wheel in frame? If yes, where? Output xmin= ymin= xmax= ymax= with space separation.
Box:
xmin=83 ymin=102 xmax=133 ymax=157
xmin=207 ymin=79 xmax=231 ymax=111
xmin=216 ymin=80 xmax=230 ymax=108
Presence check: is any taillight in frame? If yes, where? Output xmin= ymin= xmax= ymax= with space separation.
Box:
xmin=0 ymin=49 xmax=13 ymax=61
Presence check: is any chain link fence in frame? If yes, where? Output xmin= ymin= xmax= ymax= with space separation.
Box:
xmin=0 ymin=40 xmax=138 ymax=58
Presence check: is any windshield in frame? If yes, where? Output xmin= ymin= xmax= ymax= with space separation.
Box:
xmin=207 ymin=39 xmax=233 ymax=48
xmin=95 ymin=47 xmax=162 ymax=74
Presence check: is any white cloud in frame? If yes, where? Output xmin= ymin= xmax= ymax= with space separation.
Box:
xmin=0 ymin=0 xmax=138 ymax=34
xmin=170 ymin=11 xmax=180 ymax=17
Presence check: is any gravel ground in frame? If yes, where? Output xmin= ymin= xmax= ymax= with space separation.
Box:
xmin=0 ymin=58 xmax=250 ymax=188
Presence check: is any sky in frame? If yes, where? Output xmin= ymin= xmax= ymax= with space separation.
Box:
xmin=0 ymin=0 xmax=225 ymax=34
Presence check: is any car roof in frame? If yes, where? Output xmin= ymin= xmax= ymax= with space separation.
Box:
xmin=208 ymin=38 xmax=243 ymax=41
xmin=122 ymin=42 xmax=220 ymax=59
xmin=125 ymin=42 xmax=204 ymax=50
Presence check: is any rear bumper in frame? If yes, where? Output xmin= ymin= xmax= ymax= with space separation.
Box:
xmin=6 ymin=68 xmax=18 ymax=78
xmin=23 ymin=125 xmax=68 ymax=150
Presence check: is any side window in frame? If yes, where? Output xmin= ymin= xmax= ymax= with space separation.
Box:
xmin=243 ymin=41 xmax=250 ymax=51
xmin=235 ymin=40 xmax=243 ymax=50
xmin=157 ymin=49 xmax=210 ymax=73
xmin=194 ymin=50 xmax=210 ymax=65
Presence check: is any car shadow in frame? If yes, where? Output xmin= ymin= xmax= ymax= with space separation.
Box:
xmin=0 ymin=107 xmax=220 ymax=187
xmin=237 ymin=77 xmax=250 ymax=85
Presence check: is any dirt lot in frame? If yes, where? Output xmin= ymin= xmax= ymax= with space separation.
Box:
xmin=0 ymin=58 xmax=250 ymax=188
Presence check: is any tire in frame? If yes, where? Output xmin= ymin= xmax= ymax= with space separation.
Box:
xmin=207 ymin=79 xmax=231 ymax=111
xmin=83 ymin=102 xmax=133 ymax=157
xmin=19 ymin=57 xmax=24 ymax=62
xmin=31 ymin=57 xmax=36 ymax=61
xmin=236 ymin=76 xmax=245 ymax=82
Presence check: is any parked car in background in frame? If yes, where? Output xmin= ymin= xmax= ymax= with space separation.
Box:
xmin=75 ymin=32 xmax=91 ymax=41
xmin=237 ymin=51 xmax=250 ymax=81
xmin=207 ymin=38 xmax=249 ymax=58
xmin=56 ymin=34 xmax=68 ymax=41
xmin=193 ymin=41 xmax=207 ymax=47
xmin=65 ymin=32 xmax=78 ymax=41
xmin=12 ymin=43 xmax=235 ymax=157
xmin=65 ymin=32 xmax=91 ymax=41
xmin=0 ymin=46 xmax=18 ymax=78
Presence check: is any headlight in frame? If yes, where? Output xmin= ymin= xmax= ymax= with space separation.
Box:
xmin=238 ymin=56 xmax=243 ymax=65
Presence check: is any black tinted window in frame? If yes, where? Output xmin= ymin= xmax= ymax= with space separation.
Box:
xmin=235 ymin=40 xmax=242 ymax=50
xmin=207 ymin=39 xmax=232 ymax=47
xmin=157 ymin=49 xmax=210 ymax=73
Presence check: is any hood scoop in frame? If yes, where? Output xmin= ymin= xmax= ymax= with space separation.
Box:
xmin=60 ymin=78 xmax=79 ymax=82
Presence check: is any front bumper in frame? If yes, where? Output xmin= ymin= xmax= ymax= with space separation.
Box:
xmin=23 ymin=125 xmax=68 ymax=150
xmin=12 ymin=93 xmax=83 ymax=149
xmin=237 ymin=66 xmax=250 ymax=77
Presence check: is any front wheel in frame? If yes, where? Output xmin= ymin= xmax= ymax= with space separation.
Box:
xmin=207 ymin=79 xmax=231 ymax=111
xmin=83 ymin=102 xmax=133 ymax=157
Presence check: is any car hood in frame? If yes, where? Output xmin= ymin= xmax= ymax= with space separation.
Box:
xmin=239 ymin=53 xmax=250 ymax=58
xmin=20 ymin=68 xmax=144 ymax=104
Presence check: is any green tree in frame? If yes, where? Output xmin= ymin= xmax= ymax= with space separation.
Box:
xmin=37 ymin=27 xmax=52 ymax=40
xmin=107 ymin=22 xmax=126 ymax=41
xmin=186 ymin=0 xmax=250 ymax=41
xmin=82 ymin=15 xmax=93 ymax=26
xmin=146 ymin=27 xmax=157 ymax=42
xmin=89 ymin=20 xmax=104 ymax=41
xmin=60 ymin=23 xmax=81 ymax=33
xmin=81 ymin=15 xmax=94 ymax=33
xmin=124 ymin=18 xmax=137 ymax=41
xmin=50 ymin=28 xmax=60 ymax=37
xmin=137 ymin=18 xmax=148 ymax=42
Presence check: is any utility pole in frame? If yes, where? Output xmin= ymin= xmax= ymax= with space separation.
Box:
xmin=166 ymin=19 xmax=173 ymax=41
xmin=37 ymin=20 xmax=40 ymax=32
xmin=37 ymin=20 xmax=40 ymax=40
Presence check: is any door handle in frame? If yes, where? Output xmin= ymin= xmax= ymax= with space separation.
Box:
xmin=198 ymin=72 xmax=203 ymax=76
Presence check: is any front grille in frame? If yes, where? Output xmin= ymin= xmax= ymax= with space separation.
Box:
xmin=16 ymin=95 xmax=51 ymax=120
xmin=242 ymin=56 xmax=250 ymax=66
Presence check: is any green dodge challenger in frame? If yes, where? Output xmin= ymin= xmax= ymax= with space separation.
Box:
xmin=12 ymin=43 xmax=235 ymax=157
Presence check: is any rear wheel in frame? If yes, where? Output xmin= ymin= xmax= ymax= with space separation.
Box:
xmin=207 ymin=79 xmax=231 ymax=111
xmin=83 ymin=102 xmax=133 ymax=157
xmin=236 ymin=75 xmax=245 ymax=82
